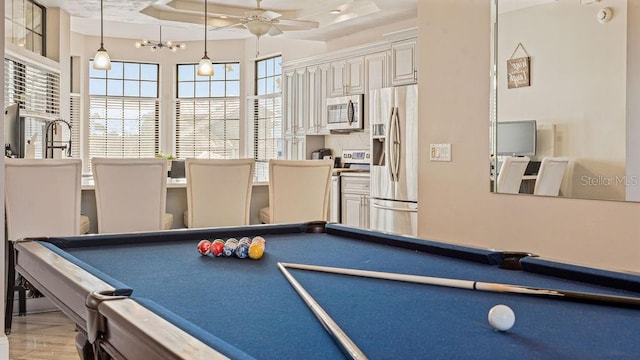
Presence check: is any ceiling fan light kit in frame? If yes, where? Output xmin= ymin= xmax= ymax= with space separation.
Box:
xmin=211 ymin=0 xmax=318 ymax=38
xmin=245 ymin=19 xmax=273 ymax=37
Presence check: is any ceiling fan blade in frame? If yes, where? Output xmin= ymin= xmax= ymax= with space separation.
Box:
xmin=210 ymin=20 xmax=245 ymax=32
xmin=276 ymin=18 xmax=319 ymax=30
xmin=268 ymin=25 xmax=283 ymax=36
xmin=261 ymin=10 xmax=282 ymax=20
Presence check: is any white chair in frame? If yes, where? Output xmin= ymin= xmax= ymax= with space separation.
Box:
xmin=4 ymin=158 xmax=89 ymax=332
xmin=184 ymin=158 xmax=254 ymax=228
xmin=92 ymin=158 xmax=173 ymax=233
xmin=534 ymin=157 xmax=569 ymax=196
xmin=260 ymin=159 xmax=333 ymax=224
xmin=496 ymin=156 xmax=530 ymax=194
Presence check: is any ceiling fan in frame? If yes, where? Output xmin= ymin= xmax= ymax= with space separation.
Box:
xmin=211 ymin=0 xmax=319 ymax=37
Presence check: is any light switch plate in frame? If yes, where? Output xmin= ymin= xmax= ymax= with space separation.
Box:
xmin=430 ymin=144 xmax=452 ymax=162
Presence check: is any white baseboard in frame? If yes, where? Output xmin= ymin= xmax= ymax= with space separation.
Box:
xmin=0 ymin=334 xmax=8 ymax=359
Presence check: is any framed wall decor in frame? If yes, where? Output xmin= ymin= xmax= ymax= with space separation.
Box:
xmin=507 ymin=43 xmax=531 ymax=88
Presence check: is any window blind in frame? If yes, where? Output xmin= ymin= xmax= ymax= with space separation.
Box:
xmin=88 ymin=96 xmax=159 ymax=162
xmin=175 ymin=98 xmax=240 ymax=159
xmin=4 ymin=57 xmax=59 ymax=115
xmin=69 ymin=94 xmax=81 ymax=158
xmin=4 ymin=56 xmax=60 ymax=157
xmin=248 ymin=94 xmax=282 ymax=182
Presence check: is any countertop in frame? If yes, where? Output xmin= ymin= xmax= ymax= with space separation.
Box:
xmin=81 ymin=177 xmax=268 ymax=191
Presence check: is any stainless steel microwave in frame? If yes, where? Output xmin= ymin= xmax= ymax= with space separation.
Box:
xmin=326 ymin=94 xmax=364 ymax=131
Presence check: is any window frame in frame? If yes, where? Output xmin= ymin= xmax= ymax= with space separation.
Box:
xmin=175 ymin=62 xmax=241 ymax=160
xmin=87 ymin=60 xmax=160 ymax=163
xmin=4 ymin=0 xmax=46 ymax=56
xmin=252 ymin=55 xmax=283 ymax=182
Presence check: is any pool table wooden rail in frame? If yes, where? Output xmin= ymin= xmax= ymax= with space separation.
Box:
xmin=14 ymin=239 xmax=240 ymax=360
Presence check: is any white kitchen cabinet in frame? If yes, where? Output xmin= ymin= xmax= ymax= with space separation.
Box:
xmin=283 ymin=135 xmax=305 ymax=160
xmin=283 ymin=68 xmax=307 ymax=137
xmin=365 ymin=51 xmax=389 ymax=91
xmin=329 ymin=56 xmax=365 ymax=96
xmin=295 ymin=68 xmax=307 ymax=134
xmin=283 ymin=69 xmax=296 ymax=137
xmin=341 ymin=174 xmax=370 ymax=229
xmin=391 ymin=38 xmax=417 ymax=86
xmin=306 ymin=64 xmax=329 ymax=135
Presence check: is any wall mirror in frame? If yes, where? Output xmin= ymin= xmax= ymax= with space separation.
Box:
xmin=491 ymin=0 xmax=640 ymax=201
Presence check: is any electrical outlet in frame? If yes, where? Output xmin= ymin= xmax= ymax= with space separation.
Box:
xmin=430 ymin=144 xmax=452 ymax=162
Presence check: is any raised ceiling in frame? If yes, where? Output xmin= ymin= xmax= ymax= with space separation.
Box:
xmin=38 ymin=0 xmax=417 ymax=42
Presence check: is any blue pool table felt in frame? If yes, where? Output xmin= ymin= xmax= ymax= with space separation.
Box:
xmin=42 ymin=228 xmax=640 ymax=360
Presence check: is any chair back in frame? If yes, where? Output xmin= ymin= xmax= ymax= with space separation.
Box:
xmin=92 ymin=157 xmax=167 ymax=233
xmin=269 ymin=159 xmax=333 ymax=224
xmin=185 ymin=158 xmax=254 ymax=228
xmin=5 ymin=159 xmax=82 ymax=240
xmin=496 ymin=156 xmax=530 ymax=194
xmin=534 ymin=157 xmax=569 ymax=196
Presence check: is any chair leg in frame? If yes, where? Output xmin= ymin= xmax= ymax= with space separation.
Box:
xmin=5 ymin=241 xmax=16 ymax=335
xmin=17 ymin=276 xmax=27 ymax=315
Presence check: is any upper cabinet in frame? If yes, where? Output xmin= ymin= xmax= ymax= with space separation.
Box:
xmin=390 ymin=38 xmax=417 ymax=86
xmin=283 ymin=68 xmax=307 ymax=137
xmin=365 ymin=52 xmax=389 ymax=91
xmin=283 ymin=69 xmax=296 ymax=137
xmin=307 ymin=64 xmax=330 ymax=135
xmin=329 ymin=56 xmax=365 ymax=96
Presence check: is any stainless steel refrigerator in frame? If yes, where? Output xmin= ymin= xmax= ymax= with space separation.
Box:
xmin=370 ymin=85 xmax=418 ymax=236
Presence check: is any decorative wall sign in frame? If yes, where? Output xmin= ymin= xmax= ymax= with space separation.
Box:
xmin=507 ymin=43 xmax=531 ymax=89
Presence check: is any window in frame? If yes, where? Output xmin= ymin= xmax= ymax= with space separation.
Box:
xmin=5 ymin=0 xmax=46 ymax=55
xmin=88 ymin=61 xmax=159 ymax=163
xmin=4 ymin=56 xmax=61 ymax=157
xmin=251 ymin=56 xmax=282 ymax=181
xmin=175 ymin=63 xmax=240 ymax=159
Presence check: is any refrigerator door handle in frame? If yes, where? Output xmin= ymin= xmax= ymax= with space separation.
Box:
xmin=386 ymin=107 xmax=396 ymax=182
xmin=372 ymin=201 xmax=418 ymax=212
xmin=389 ymin=107 xmax=399 ymax=182
xmin=392 ymin=106 xmax=401 ymax=182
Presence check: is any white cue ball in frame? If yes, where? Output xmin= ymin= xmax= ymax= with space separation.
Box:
xmin=488 ymin=304 xmax=515 ymax=332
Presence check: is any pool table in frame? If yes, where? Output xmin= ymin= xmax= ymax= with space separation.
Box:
xmin=12 ymin=222 xmax=640 ymax=359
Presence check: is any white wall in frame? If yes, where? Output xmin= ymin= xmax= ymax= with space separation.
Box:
xmin=418 ymin=0 xmax=640 ymax=273
xmin=497 ymin=0 xmax=627 ymax=200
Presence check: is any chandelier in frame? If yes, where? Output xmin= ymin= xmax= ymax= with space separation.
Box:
xmin=135 ymin=26 xmax=186 ymax=52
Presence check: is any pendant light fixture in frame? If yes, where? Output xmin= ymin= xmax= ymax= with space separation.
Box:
xmin=93 ymin=0 xmax=111 ymax=70
xmin=197 ymin=0 xmax=214 ymax=76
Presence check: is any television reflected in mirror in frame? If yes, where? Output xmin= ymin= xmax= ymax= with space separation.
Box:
xmin=4 ymin=104 xmax=24 ymax=158
xmin=496 ymin=120 xmax=536 ymax=157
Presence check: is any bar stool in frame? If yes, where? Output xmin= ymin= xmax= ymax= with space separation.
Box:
xmin=184 ymin=158 xmax=255 ymax=228
xmin=259 ymin=159 xmax=333 ymax=224
xmin=92 ymin=158 xmax=173 ymax=233
xmin=4 ymin=158 xmax=88 ymax=334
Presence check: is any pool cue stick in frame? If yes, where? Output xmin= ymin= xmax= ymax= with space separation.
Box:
xmin=281 ymin=262 xmax=640 ymax=309
xmin=277 ymin=263 xmax=368 ymax=360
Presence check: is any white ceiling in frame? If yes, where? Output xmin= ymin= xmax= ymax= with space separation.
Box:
xmin=39 ymin=0 xmax=417 ymax=42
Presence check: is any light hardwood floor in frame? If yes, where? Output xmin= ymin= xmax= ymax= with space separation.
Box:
xmin=7 ymin=311 xmax=79 ymax=360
